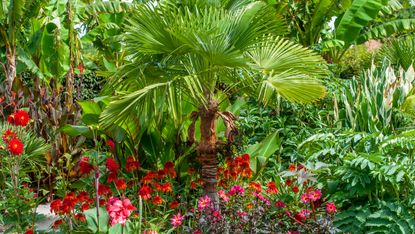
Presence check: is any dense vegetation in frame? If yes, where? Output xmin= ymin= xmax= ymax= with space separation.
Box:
xmin=1 ymin=0 xmax=415 ymax=233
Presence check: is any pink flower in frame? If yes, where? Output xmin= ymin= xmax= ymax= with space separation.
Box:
xmin=308 ymin=189 xmax=322 ymax=201
xmin=218 ymin=190 xmax=229 ymax=202
xmin=170 ymin=213 xmax=184 ymax=228
xmin=192 ymin=230 xmax=202 ymax=234
xmin=228 ymin=185 xmax=245 ymax=196
xmin=236 ymin=211 xmax=248 ymax=217
xmin=106 ymin=197 xmax=136 ymax=226
xmin=326 ymin=202 xmax=337 ymax=213
xmin=301 ymin=193 xmax=310 ymax=203
xmin=198 ymin=195 xmax=211 ymax=210
xmin=252 ymin=192 xmax=270 ymax=205
xmin=212 ymin=209 xmax=222 ymax=222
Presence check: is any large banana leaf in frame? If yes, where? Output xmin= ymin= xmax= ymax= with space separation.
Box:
xmin=247 ymin=131 xmax=281 ymax=175
xmin=357 ymin=19 xmax=415 ymax=44
xmin=335 ymin=0 xmax=388 ymax=45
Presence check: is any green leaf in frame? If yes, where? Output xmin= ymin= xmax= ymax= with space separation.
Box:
xmin=60 ymin=125 xmax=92 ymax=137
xmin=357 ymin=19 xmax=415 ymax=43
xmin=247 ymin=131 xmax=280 ymax=174
xmin=84 ymin=207 xmax=109 ymax=233
xmin=335 ymin=0 xmax=387 ymax=45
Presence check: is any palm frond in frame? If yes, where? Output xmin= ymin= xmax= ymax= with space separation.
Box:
xmin=247 ymin=36 xmax=326 ymax=103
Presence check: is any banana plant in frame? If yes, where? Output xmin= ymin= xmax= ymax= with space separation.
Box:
xmin=0 ymin=0 xmax=48 ymax=98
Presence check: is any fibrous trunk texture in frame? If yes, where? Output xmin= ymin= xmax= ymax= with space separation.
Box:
xmin=198 ymin=99 xmax=219 ymax=203
xmin=5 ymin=45 xmax=16 ymax=99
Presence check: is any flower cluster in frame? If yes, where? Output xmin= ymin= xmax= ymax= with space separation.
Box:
xmin=106 ymin=197 xmax=136 ymax=226
xmin=218 ymin=154 xmax=252 ymax=187
xmin=138 ymin=162 xmax=176 ymax=204
xmin=1 ymin=110 xmax=29 ymax=156
xmin=50 ymin=191 xmax=90 ymax=228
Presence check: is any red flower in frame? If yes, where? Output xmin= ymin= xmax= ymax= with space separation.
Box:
xmin=139 ymin=185 xmax=152 ymax=200
xmin=164 ymin=162 xmax=176 ymax=178
xmin=170 ymin=201 xmax=180 ymax=209
xmin=190 ymin=181 xmax=198 ymax=190
xmin=152 ymin=196 xmax=163 ymax=205
xmin=115 ymin=179 xmax=127 ymax=190
xmin=275 ymin=200 xmax=286 ymax=208
xmin=15 ymin=109 xmax=30 ymax=126
xmin=249 ymin=182 xmax=262 ymax=192
xmin=106 ymin=158 xmax=119 ymax=172
xmin=78 ymin=64 xmax=84 ymax=75
xmin=292 ymin=186 xmax=299 ymax=193
xmin=7 ymin=114 xmax=16 ymax=125
xmin=164 ymin=161 xmax=174 ymax=169
xmin=60 ymin=192 xmax=78 ymax=214
xmin=99 ymin=198 xmax=106 ymax=206
xmin=242 ymin=153 xmax=250 ymax=162
xmin=81 ymin=203 xmax=90 ymax=212
xmin=266 ymin=181 xmax=278 ymax=194
xmin=25 ymin=229 xmax=34 ymax=234
xmin=75 ymin=213 xmax=86 ymax=222
xmin=79 ymin=157 xmax=94 ymax=175
xmin=141 ymin=171 xmax=157 ymax=184
xmin=53 ymin=219 xmax=65 ymax=229
xmin=98 ymin=184 xmax=112 ymax=196
xmin=107 ymin=171 xmax=117 ymax=183
xmin=50 ymin=199 xmax=62 ymax=214
xmin=78 ymin=191 xmax=90 ymax=202
xmin=7 ymin=138 xmax=24 ymax=155
xmin=126 ymin=156 xmax=140 ymax=172
xmin=157 ymin=169 xmax=167 ymax=179
xmin=2 ymin=129 xmax=16 ymax=143
xmin=288 ymin=164 xmax=296 ymax=171
xmin=106 ymin=139 xmax=115 ymax=150
xmin=294 ymin=212 xmax=307 ymax=221
xmin=161 ymin=183 xmax=172 ymax=193
xmin=285 ymin=179 xmax=293 ymax=186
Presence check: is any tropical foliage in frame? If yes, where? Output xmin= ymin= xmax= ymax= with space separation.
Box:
xmin=1 ymin=0 xmax=415 ymax=233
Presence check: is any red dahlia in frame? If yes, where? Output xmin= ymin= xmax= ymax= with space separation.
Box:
xmin=7 ymin=138 xmax=24 ymax=155
xmin=15 ymin=109 xmax=30 ymax=126
xmin=79 ymin=157 xmax=94 ymax=175
xmin=2 ymin=129 xmax=17 ymax=143
xmin=106 ymin=158 xmax=119 ymax=172
xmin=115 ymin=178 xmax=127 ymax=190
xmin=106 ymin=139 xmax=115 ymax=150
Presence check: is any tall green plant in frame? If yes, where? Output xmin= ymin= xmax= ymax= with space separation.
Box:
xmin=341 ymin=63 xmax=414 ymax=133
xmin=100 ymin=0 xmax=327 ymax=201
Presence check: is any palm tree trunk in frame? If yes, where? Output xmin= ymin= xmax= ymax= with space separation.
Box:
xmin=5 ymin=45 xmax=16 ymax=98
xmin=198 ymin=99 xmax=219 ymax=203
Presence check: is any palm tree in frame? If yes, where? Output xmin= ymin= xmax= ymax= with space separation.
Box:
xmin=100 ymin=0 xmax=327 ymax=201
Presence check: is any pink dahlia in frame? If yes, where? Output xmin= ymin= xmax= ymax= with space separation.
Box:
xmin=170 ymin=213 xmax=184 ymax=228
xmin=326 ymin=202 xmax=337 ymax=213
xmin=106 ymin=197 xmax=136 ymax=226
xmin=229 ymin=185 xmax=245 ymax=196
xmin=198 ymin=195 xmax=211 ymax=211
